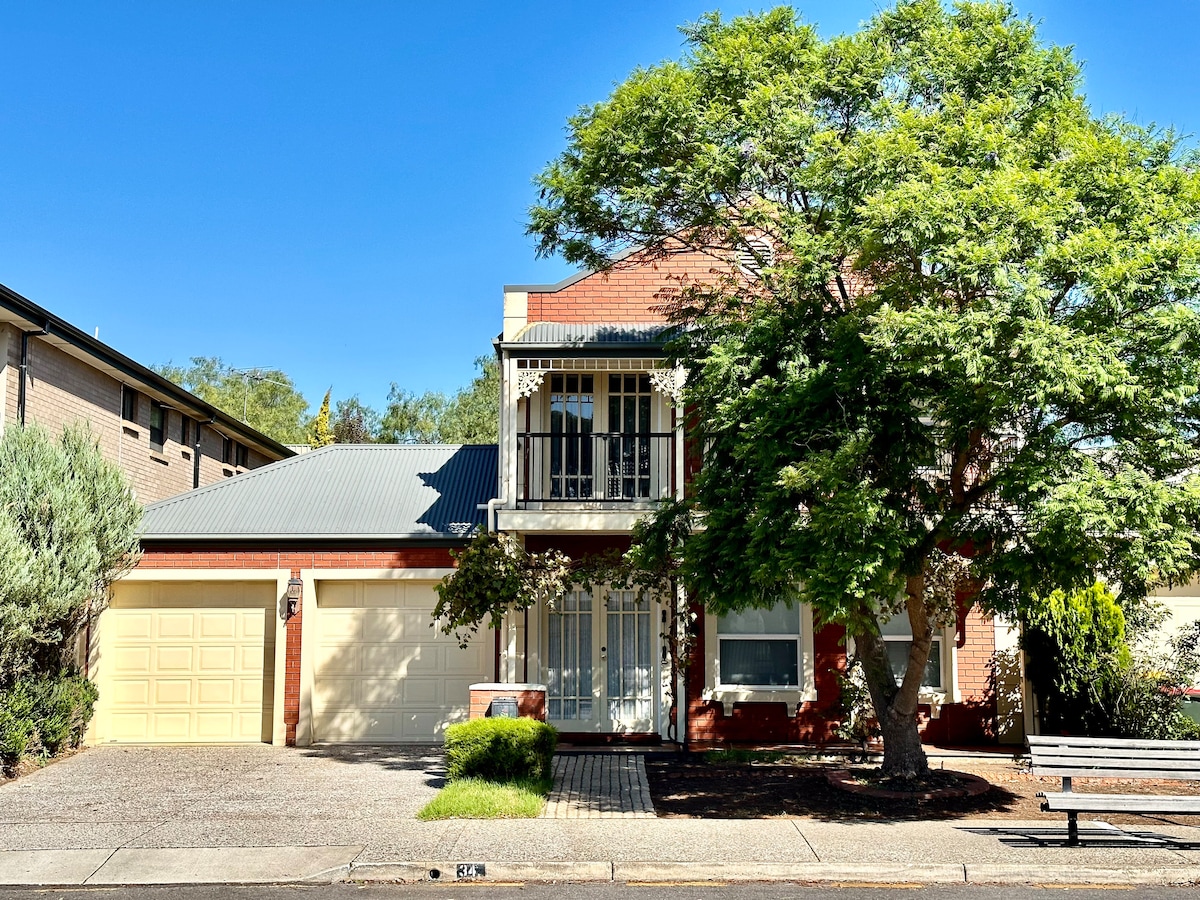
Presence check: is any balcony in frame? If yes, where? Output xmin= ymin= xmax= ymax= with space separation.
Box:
xmin=516 ymin=432 xmax=675 ymax=507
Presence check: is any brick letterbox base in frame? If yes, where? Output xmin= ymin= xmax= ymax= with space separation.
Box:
xmin=468 ymin=683 xmax=547 ymax=721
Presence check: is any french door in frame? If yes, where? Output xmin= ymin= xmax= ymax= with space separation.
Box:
xmin=544 ymin=588 xmax=658 ymax=733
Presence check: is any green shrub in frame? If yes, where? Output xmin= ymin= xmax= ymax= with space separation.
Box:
xmin=444 ymin=717 xmax=557 ymax=781
xmin=1021 ymin=583 xmax=1130 ymax=735
xmin=0 ymin=670 xmax=98 ymax=771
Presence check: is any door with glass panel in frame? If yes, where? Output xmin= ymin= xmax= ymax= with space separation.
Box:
xmin=545 ymin=587 xmax=658 ymax=733
xmin=606 ymin=374 xmax=652 ymax=500
xmin=549 ymin=374 xmax=594 ymax=499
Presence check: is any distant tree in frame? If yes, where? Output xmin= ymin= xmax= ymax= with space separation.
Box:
xmin=439 ymin=356 xmax=499 ymax=444
xmin=154 ymin=357 xmax=310 ymax=445
xmin=332 ymin=396 xmax=381 ymax=444
xmin=308 ymin=389 xmax=335 ymax=448
xmin=378 ymin=388 xmax=448 ymax=444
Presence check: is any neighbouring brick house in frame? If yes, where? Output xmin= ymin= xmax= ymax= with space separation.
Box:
xmin=0 ymin=282 xmax=291 ymax=504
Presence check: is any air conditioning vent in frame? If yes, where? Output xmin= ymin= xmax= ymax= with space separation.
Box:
xmin=737 ymin=238 xmax=774 ymax=278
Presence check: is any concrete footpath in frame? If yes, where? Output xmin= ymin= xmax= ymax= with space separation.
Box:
xmin=1 ymin=746 xmax=1198 ymax=887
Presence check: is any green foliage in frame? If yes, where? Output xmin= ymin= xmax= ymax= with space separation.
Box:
xmin=0 ymin=670 xmax=98 ymax=771
xmin=833 ymin=658 xmax=882 ymax=749
xmin=529 ymin=0 xmax=1200 ymax=773
xmin=1108 ymin=619 xmax=1200 ymax=741
xmin=379 ymin=356 xmax=499 ymax=444
xmin=1021 ymin=583 xmax=1129 ymax=734
xmin=154 ymin=357 xmax=311 ymax=444
xmin=308 ymin=389 xmax=335 ymax=448
xmin=434 ymin=532 xmax=572 ymax=647
xmin=0 ymin=424 xmax=141 ymax=688
xmin=1024 ymin=588 xmax=1200 ymax=739
xmin=416 ymin=775 xmax=553 ymax=820
xmin=443 ymin=717 xmax=558 ymax=782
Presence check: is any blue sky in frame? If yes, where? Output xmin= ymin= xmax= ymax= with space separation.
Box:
xmin=3 ymin=1 xmax=1198 ymax=418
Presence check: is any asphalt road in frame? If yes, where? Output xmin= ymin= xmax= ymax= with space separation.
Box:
xmin=0 ymin=884 xmax=1197 ymax=900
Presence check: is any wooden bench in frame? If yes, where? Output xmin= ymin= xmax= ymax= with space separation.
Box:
xmin=1028 ymin=734 xmax=1200 ymax=845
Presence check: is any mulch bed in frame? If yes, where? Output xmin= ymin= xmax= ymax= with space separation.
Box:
xmin=645 ymin=755 xmax=1200 ymax=825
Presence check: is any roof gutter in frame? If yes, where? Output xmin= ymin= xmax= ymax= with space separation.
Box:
xmin=0 ymin=282 xmax=293 ymax=459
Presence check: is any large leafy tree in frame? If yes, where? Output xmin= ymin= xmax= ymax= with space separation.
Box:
xmin=530 ymin=1 xmax=1200 ymax=776
xmin=154 ymin=357 xmax=311 ymax=445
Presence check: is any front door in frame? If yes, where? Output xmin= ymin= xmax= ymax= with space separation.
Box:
xmin=544 ymin=587 xmax=658 ymax=733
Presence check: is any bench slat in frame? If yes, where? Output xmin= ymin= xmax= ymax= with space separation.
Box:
xmin=1030 ymin=747 xmax=1200 ymax=763
xmin=1033 ymin=767 xmax=1200 ymax=781
xmin=1028 ymin=735 xmax=1200 ymax=751
xmin=1040 ymin=792 xmax=1200 ymax=814
xmin=1032 ymin=756 xmax=1200 ymax=774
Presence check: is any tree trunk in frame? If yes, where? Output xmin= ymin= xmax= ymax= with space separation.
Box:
xmin=852 ymin=576 xmax=935 ymax=780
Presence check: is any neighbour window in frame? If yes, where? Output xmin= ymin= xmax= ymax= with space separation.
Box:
xmin=180 ymin=415 xmax=192 ymax=448
xmin=880 ymin=614 xmax=943 ymax=689
xmin=236 ymin=443 xmax=249 ymax=468
xmin=717 ymin=601 xmax=802 ymax=689
xmin=223 ymin=437 xmax=235 ymax=465
xmin=149 ymin=400 xmax=165 ymax=452
xmin=121 ymin=387 xmax=138 ymax=422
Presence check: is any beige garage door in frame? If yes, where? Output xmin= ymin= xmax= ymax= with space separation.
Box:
xmin=95 ymin=581 xmax=276 ymax=743
xmin=312 ymin=580 xmax=491 ymax=742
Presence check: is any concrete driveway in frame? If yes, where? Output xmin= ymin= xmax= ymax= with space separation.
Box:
xmin=0 ymin=744 xmax=448 ymax=856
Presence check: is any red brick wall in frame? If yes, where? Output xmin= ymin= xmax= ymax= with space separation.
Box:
xmin=527 ymin=247 xmax=729 ymax=324
xmin=469 ymin=688 xmax=546 ymax=721
xmin=135 ymin=545 xmax=460 ymax=745
xmin=687 ymin=599 xmax=1000 ymax=749
xmin=687 ymin=615 xmax=848 ymax=747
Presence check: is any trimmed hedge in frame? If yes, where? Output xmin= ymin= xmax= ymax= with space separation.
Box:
xmin=444 ymin=717 xmax=557 ymax=781
xmin=0 ymin=670 xmax=98 ymax=771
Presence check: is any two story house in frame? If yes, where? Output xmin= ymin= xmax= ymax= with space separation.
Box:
xmin=491 ymin=249 xmax=1016 ymax=748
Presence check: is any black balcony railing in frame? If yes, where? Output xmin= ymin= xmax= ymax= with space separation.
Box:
xmin=517 ymin=432 xmax=675 ymax=505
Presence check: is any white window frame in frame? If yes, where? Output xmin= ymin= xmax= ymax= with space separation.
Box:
xmin=862 ymin=614 xmax=960 ymax=716
xmin=704 ymin=601 xmax=817 ymax=715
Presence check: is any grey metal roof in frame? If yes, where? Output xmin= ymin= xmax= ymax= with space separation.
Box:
xmin=141 ymin=444 xmax=497 ymax=541
xmin=504 ymin=322 xmax=678 ymax=348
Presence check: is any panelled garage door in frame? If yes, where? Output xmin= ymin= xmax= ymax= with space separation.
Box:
xmin=312 ymin=580 xmax=491 ymax=742
xmin=94 ymin=581 xmax=276 ymax=743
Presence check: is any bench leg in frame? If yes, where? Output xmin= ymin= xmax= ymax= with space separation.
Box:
xmin=1067 ymin=812 xmax=1079 ymax=846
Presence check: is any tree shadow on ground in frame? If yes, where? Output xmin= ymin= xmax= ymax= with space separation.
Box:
xmin=645 ymin=759 xmax=1025 ymax=822
xmin=297 ymin=743 xmax=447 ymax=787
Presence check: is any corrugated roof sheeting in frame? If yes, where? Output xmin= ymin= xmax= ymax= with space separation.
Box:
xmin=509 ymin=322 xmax=677 ymax=346
xmin=142 ymin=444 xmax=497 ymax=540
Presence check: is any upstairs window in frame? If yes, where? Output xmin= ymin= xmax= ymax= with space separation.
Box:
xmin=121 ymin=387 xmax=139 ymax=422
xmin=223 ymin=437 xmax=235 ymax=465
xmin=180 ymin=415 xmax=192 ymax=448
xmin=149 ymin=400 xmax=165 ymax=452
xmin=236 ymin=443 xmax=249 ymax=468
xmin=717 ymin=601 xmax=802 ymax=689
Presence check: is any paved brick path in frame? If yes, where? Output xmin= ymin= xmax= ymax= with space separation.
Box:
xmin=541 ymin=754 xmax=656 ymax=819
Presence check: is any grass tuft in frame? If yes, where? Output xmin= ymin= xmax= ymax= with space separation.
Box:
xmin=416 ymin=775 xmax=554 ymax=820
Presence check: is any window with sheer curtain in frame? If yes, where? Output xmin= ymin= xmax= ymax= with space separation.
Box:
xmin=717 ymin=602 xmax=802 ymax=689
